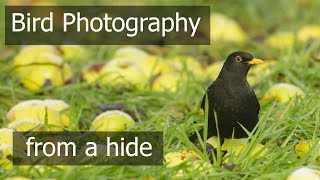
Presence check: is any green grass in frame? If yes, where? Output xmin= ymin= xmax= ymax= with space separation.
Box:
xmin=1 ymin=0 xmax=320 ymax=179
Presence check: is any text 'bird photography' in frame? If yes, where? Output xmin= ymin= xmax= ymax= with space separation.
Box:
xmin=1 ymin=0 xmax=320 ymax=180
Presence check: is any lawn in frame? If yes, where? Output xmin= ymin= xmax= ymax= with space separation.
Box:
xmin=1 ymin=0 xmax=320 ymax=179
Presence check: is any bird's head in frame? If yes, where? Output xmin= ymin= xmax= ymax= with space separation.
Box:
xmin=221 ymin=51 xmax=264 ymax=77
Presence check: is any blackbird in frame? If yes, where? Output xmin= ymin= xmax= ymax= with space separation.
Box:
xmin=190 ymin=52 xmax=263 ymax=143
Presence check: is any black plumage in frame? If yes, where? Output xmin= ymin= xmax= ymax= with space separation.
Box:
xmin=190 ymin=52 xmax=263 ymax=142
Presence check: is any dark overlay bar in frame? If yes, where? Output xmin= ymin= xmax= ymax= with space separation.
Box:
xmin=5 ymin=6 xmax=210 ymax=45
xmin=13 ymin=131 xmax=163 ymax=165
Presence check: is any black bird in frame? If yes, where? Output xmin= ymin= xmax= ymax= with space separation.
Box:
xmin=190 ymin=52 xmax=263 ymax=143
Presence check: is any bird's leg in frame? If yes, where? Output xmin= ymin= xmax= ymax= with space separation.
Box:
xmin=219 ymin=137 xmax=225 ymax=146
xmin=205 ymin=143 xmax=216 ymax=153
xmin=193 ymin=137 xmax=216 ymax=153
xmin=205 ymin=143 xmax=216 ymax=164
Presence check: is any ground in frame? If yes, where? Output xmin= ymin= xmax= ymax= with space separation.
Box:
xmin=0 ymin=0 xmax=320 ymax=179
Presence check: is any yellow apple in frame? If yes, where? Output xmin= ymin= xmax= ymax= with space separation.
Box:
xmin=169 ymin=56 xmax=204 ymax=78
xmin=210 ymin=13 xmax=247 ymax=43
xmin=265 ymin=32 xmax=295 ymax=49
xmin=136 ymin=56 xmax=173 ymax=78
xmin=247 ymin=60 xmax=276 ymax=86
xmin=151 ymin=73 xmax=182 ymax=92
xmin=295 ymin=140 xmax=320 ymax=159
xmin=43 ymin=99 xmax=70 ymax=111
xmin=164 ymin=150 xmax=214 ymax=176
xmin=221 ymin=138 xmax=247 ymax=151
xmin=287 ymin=167 xmax=320 ymax=180
xmin=44 ymin=99 xmax=70 ymax=128
xmin=81 ymin=62 xmax=106 ymax=85
xmin=12 ymin=46 xmax=73 ymax=91
xmin=19 ymin=64 xmax=71 ymax=91
xmin=60 ymin=45 xmax=88 ymax=60
xmin=113 ymin=46 xmax=150 ymax=61
xmin=100 ymin=58 xmax=148 ymax=89
xmin=14 ymin=53 xmax=73 ymax=91
xmin=7 ymin=120 xmax=45 ymax=131
xmin=0 ymin=128 xmax=14 ymax=145
xmin=6 ymin=100 xmax=64 ymax=131
xmin=0 ymin=128 xmax=27 ymax=151
xmin=13 ymin=45 xmax=60 ymax=66
xmin=262 ymin=83 xmax=305 ymax=103
xmin=0 ymin=145 xmax=14 ymax=170
xmin=297 ymin=25 xmax=320 ymax=42
xmin=164 ymin=150 xmax=202 ymax=167
xmin=207 ymin=136 xmax=266 ymax=161
xmin=90 ymin=110 xmax=135 ymax=132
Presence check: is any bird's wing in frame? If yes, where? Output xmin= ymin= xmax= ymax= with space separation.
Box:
xmin=201 ymin=80 xmax=217 ymax=110
xmin=202 ymin=80 xmax=231 ymax=111
xmin=201 ymin=83 xmax=214 ymax=110
xmin=200 ymin=94 xmax=206 ymax=110
xmin=248 ymin=90 xmax=260 ymax=113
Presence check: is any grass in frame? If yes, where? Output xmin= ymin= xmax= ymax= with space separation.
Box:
xmin=1 ymin=0 xmax=320 ymax=179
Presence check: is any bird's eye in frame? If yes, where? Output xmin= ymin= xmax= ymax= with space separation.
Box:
xmin=235 ymin=56 xmax=242 ymax=62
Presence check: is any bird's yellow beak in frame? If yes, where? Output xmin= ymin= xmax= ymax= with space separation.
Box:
xmin=247 ymin=58 xmax=264 ymax=65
